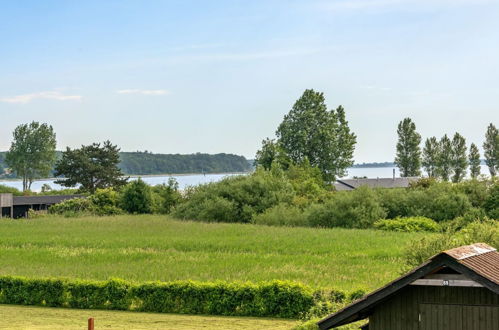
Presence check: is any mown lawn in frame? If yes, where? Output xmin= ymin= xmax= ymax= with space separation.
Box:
xmin=0 ymin=304 xmax=298 ymax=329
xmin=0 ymin=215 xmax=427 ymax=291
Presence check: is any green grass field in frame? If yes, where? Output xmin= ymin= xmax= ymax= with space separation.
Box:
xmin=0 ymin=304 xmax=298 ymax=329
xmin=0 ymin=215 xmax=426 ymax=291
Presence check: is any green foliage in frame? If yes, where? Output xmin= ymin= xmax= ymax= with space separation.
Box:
xmin=0 ymin=276 xmax=314 ymax=318
xmin=374 ymin=217 xmax=440 ymax=232
xmin=422 ymin=137 xmax=439 ymax=178
xmin=151 ymin=178 xmax=181 ymax=214
xmin=484 ymin=182 xmax=499 ymax=219
xmin=48 ymin=198 xmax=94 ymax=217
xmin=5 ymin=122 xmax=57 ymax=191
xmin=404 ymin=183 xmax=472 ymax=221
xmin=468 ymin=143 xmax=481 ymax=179
xmin=119 ymin=152 xmax=251 ymax=175
xmin=450 ymin=132 xmax=467 ymax=183
xmin=483 ymin=123 xmax=498 ymax=176
xmin=252 ymin=204 xmax=308 ymax=227
xmin=55 ymin=140 xmax=128 ymax=193
xmin=307 ymin=186 xmax=386 ymax=228
xmin=89 ymin=188 xmax=124 ymax=216
xmin=403 ymin=220 xmax=499 ymax=269
xmin=395 ymin=118 xmax=421 ymax=177
xmin=173 ymin=169 xmax=295 ymax=223
xmin=437 ymin=134 xmax=453 ymax=181
xmin=276 ymin=89 xmax=356 ymax=182
xmin=254 ymin=138 xmax=291 ymax=170
xmin=0 ymin=184 xmax=23 ymax=196
xmin=120 ymin=179 xmax=153 ymax=214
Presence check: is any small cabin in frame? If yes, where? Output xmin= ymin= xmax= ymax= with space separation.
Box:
xmin=0 ymin=193 xmax=82 ymax=218
xmin=318 ymin=243 xmax=499 ymax=330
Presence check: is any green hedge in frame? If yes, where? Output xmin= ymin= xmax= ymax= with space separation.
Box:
xmin=0 ymin=276 xmax=315 ymax=318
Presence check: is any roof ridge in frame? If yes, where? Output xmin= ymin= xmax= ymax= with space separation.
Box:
xmin=443 ymin=243 xmax=496 ymax=260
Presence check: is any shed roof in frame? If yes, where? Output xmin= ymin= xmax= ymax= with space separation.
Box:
xmin=12 ymin=195 xmax=82 ymax=206
xmin=317 ymin=243 xmax=499 ymax=330
xmin=334 ymin=177 xmax=419 ymax=191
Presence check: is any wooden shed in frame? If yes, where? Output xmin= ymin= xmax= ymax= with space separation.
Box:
xmin=318 ymin=243 xmax=499 ymax=330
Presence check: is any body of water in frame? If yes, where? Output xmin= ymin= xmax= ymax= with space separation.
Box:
xmin=0 ymin=165 xmax=491 ymax=192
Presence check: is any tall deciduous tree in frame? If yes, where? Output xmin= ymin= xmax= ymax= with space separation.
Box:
xmin=254 ymin=138 xmax=290 ymax=170
xmin=276 ymin=89 xmax=356 ymax=181
xmin=394 ymin=118 xmax=421 ymax=177
xmin=483 ymin=123 xmax=498 ymax=177
xmin=5 ymin=122 xmax=56 ymax=191
xmin=437 ymin=134 xmax=453 ymax=181
xmin=469 ymin=143 xmax=481 ymax=179
xmin=54 ymin=141 xmax=128 ymax=193
xmin=422 ymin=137 xmax=439 ymax=178
xmin=450 ymin=132 xmax=467 ymax=183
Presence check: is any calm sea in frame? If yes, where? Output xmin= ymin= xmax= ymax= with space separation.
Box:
xmin=0 ymin=165 xmax=491 ymax=192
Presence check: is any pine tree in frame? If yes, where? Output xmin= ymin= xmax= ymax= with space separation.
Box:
xmin=469 ymin=143 xmax=481 ymax=179
xmin=483 ymin=123 xmax=498 ymax=177
xmin=422 ymin=137 xmax=439 ymax=177
xmin=450 ymin=132 xmax=467 ymax=183
xmin=394 ymin=118 xmax=421 ymax=177
xmin=437 ymin=134 xmax=453 ymax=181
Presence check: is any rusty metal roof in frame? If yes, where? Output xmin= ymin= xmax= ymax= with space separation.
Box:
xmin=452 ymin=244 xmax=499 ymax=285
xmin=444 ymin=243 xmax=497 ymax=260
xmin=318 ymin=243 xmax=499 ymax=330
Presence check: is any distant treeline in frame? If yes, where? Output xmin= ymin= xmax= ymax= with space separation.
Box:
xmin=0 ymin=151 xmax=251 ymax=178
xmin=118 ymin=152 xmax=251 ymax=175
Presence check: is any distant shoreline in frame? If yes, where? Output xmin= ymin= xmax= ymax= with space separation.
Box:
xmin=0 ymin=171 xmax=250 ymax=183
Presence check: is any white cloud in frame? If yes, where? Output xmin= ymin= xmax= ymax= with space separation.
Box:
xmin=0 ymin=91 xmax=82 ymax=104
xmin=117 ymin=89 xmax=170 ymax=95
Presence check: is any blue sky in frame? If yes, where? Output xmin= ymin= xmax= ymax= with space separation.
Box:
xmin=1 ymin=0 xmax=498 ymax=162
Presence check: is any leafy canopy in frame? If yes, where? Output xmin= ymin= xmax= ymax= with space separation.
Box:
xmin=394 ymin=118 xmax=421 ymax=177
xmin=268 ymin=89 xmax=356 ymax=182
xmin=5 ymin=121 xmax=56 ymax=191
xmin=54 ymin=140 xmax=128 ymax=193
xmin=483 ymin=123 xmax=498 ymax=176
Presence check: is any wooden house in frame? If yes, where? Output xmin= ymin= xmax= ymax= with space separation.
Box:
xmin=318 ymin=243 xmax=499 ymax=330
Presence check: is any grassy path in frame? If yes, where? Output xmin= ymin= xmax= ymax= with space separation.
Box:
xmin=0 ymin=304 xmax=298 ymax=329
xmin=0 ymin=215 xmax=427 ymax=291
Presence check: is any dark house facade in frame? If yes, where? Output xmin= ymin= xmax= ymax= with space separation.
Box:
xmin=318 ymin=243 xmax=499 ymax=330
xmin=0 ymin=193 xmax=82 ymax=218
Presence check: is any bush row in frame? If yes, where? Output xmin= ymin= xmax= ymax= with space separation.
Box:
xmin=173 ymin=169 xmax=498 ymax=229
xmin=48 ymin=178 xmax=181 ymax=217
xmin=0 ymin=277 xmax=317 ymax=318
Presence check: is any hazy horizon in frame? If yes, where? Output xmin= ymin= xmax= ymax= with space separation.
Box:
xmin=2 ymin=1 xmax=498 ymax=162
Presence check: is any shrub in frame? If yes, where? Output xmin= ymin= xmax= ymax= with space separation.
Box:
xmin=0 ymin=276 xmax=65 ymax=307
xmin=307 ymin=186 xmax=386 ymax=228
xmin=374 ymin=217 xmax=440 ymax=232
xmin=483 ymin=182 xmax=499 ymax=219
xmin=0 ymin=277 xmax=315 ymax=319
xmin=120 ymin=179 xmax=153 ymax=214
xmin=403 ymin=220 xmax=499 ymax=269
xmin=173 ymin=169 xmax=295 ymax=223
xmin=252 ymin=204 xmax=308 ymax=227
xmin=48 ymin=197 xmax=93 ymax=216
xmin=89 ymin=188 xmax=124 ymax=216
xmin=151 ymin=178 xmax=182 ymax=214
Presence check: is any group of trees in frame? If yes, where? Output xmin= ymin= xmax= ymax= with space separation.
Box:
xmin=255 ymin=89 xmax=357 ymax=182
xmin=3 ymin=122 xmax=251 ymax=192
xmin=395 ymin=119 xmax=498 ymax=182
xmin=3 ymin=121 xmax=127 ymax=193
